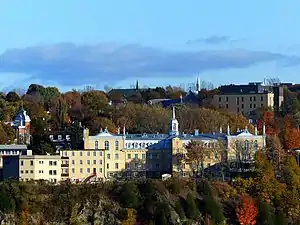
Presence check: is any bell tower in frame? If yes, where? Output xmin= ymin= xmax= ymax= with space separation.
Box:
xmin=169 ymin=106 xmax=179 ymax=136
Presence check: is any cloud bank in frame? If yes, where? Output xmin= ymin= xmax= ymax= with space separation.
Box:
xmin=186 ymin=35 xmax=244 ymax=45
xmin=0 ymin=42 xmax=298 ymax=89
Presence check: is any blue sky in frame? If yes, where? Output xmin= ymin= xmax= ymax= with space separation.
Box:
xmin=1 ymin=0 xmax=300 ymax=92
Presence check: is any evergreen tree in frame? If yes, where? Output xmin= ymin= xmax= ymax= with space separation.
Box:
xmin=274 ymin=209 xmax=288 ymax=225
xmin=119 ymin=182 xmax=139 ymax=209
xmin=185 ymin=193 xmax=197 ymax=220
xmin=257 ymin=200 xmax=275 ymax=225
xmin=175 ymin=200 xmax=185 ymax=219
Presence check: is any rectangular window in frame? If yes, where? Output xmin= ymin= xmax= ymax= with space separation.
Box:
xmin=21 ymin=161 xmax=23 ymax=166
xmin=30 ymin=160 xmax=33 ymax=166
xmin=99 ymin=151 xmax=102 ymax=156
xmin=53 ymin=170 xmax=57 ymax=175
xmin=72 ymin=160 xmax=75 ymax=165
xmin=253 ymin=104 xmax=256 ymax=108
xmin=30 ymin=170 xmax=33 ymax=174
xmin=93 ymin=151 xmax=96 ymax=156
xmin=226 ymin=104 xmax=228 ymax=109
xmin=237 ymin=97 xmax=239 ymax=105
xmin=99 ymin=160 xmax=102 ymax=165
xmin=72 ymin=168 xmax=75 ymax=173
xmin=87 ymin=152 xmax=90 ymax=156
xmin=250 ymin=97 xmax=252 ymax=101
xmin=99 ymin=168 xmax=102 ymax=173
xmin=80 ymin=168 xmax=83 ymax=173
xmin=49 ymin=170 xmax=52 ymax=175
xmin=107 ymin=154 xmax=110 ymax=159
xmin=156 ymin=153 xmax=160 ymax=159
xmin=261 ymin=96 xmax=264 ymax=101
xmin=53 ymin=161 xmax=57 ymax=166
xmin=237 ymin=108 xmax=239 ymax=112
xmin=149 ymin=153 xmax=153 ymax=159
xmin=80 ymin=151 xmax=83 ymax=156
xmin=115 ymin=141 xmax=119 ymax=151
xmin=87 ymin=160 xmax=90 ymax=165
xmin=93 ymin=160 xmax=96 ymax=164
xmin=253 ymin=96 xmax=256 ymax=101
xmin=241 ymin=104 xmax=244 ymax=109
xmin=135 ymin=154 xmax=138 ymax=159
xmin=72 ymin=151 xmax=75 ymax=156
xmin=115 ymin=153 xmax=119 ymax=159
xmin=128 ymin=154 xmax=131 ymax=159
xmin=49 ymin=161 xmax=53 ymax=166
xmin=115 ymin=163 xmax=119 ymax=169
xmin=241 ymin=97 xmax=244 ymax=102
xmin=142 ymin=154 xmax=146 ymax=160
xmin=80 ymin=160 xmax=83 ymax=164
xmin=219 ymin=97 xmax=221 ymax=102
xmin=250 ymin=104 xmax=252 ymax=108
xmin=135 ymin=163 xmax=138 ymax=169
xmin=156 ymin=164 xmax=160 ymax=169
xmin=87 ymin=168 xmax=90 ymax=173
xmin=107 ymin=163 xmax=109 ymax=169
xmin=226 ymin=97 xmax=228 ymax=102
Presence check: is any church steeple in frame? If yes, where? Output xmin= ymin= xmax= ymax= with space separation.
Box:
xmin=169 ymin=106 xmax=179 ymax=136
xmin=196 ymin=75 xmax=200 ymax=93
xmin=135 ymin=80 xmax=139 ymax=90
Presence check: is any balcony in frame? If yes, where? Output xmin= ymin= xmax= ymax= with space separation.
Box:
xmin=61 ymin=163 xmax=69 ymax=167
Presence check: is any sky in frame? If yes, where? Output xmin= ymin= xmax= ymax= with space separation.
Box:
xmin=1 ymin=0 xmax=300 ymax=92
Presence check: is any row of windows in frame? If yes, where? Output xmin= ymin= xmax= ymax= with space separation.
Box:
xmin=20 ymin=170 xmax=57 ymax=175
xmin=95 ymin=140 xmax=119 ymax=150
xmin=219 ymin=96 xmax=265 ymax=102
xmin=20 ymin=160 xmax=58 ymax=166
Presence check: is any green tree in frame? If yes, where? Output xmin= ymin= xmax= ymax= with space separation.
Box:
xmin=175 ymin=200 xmax=185 ymax=219
xmin=6 ymin=91 xmax=21 ymax=102
xmin=154 ymin=203 xmax=169 ymax=225
xmin=274 ymin=209 xmax=288 ymax=225
xmin=119 ymin=182 xmax=139 ymax=209
xmin=0 ymin=123 xmax=9 ymax=144
xmin=257 ymin=200 xmax=275 ymax=225
xmin=81 ymin=90 xmax=109 ymax=117
xmin=185 ymin=193 xmax=197 ymax=220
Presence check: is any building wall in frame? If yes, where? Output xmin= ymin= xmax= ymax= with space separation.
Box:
xmin=3 ymin=155 xmax=62 ymax=183
xmin=212 ymin=93 xmax=274 ymax=118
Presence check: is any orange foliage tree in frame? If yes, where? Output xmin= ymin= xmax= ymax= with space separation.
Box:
xmin=282 ymin=115 xmax=300 ymax=150
xmin=236 ymin=195 xmax=257 ymax=225
xmin=257 ymin=111 xmax=278 ymax=135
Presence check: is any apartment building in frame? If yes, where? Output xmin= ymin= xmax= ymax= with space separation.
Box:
xmin=212 ymin=82 xmax=284 ymax=119
xmin=3 ymin=154 xmax=62 ymax=183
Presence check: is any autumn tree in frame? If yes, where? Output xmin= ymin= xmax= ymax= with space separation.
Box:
xmin=236 ymin=195 xmax=257 ymax=225
xmin=281 ymin=115 xmax=300 ymax=150
xmin=6 ymin=91 xmax=21 ymax=102
xmin=81 ymin=90 xmax=109 ymax=118
xmin=185 ymin=140 xmax=208 ymax=177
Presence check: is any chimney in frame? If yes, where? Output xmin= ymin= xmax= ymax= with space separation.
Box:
xmin=194 ymin=129 xmax=199 ymax=136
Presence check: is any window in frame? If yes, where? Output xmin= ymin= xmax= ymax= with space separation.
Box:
xmin=142 ymin=154 xmax=146 ymax=160
xmin=135 ymin=154 xmax=138 ymax=159
xmin=53 ymin=170 xmax=57 ymax=175
xmin=261 ymin=96 xmax=264 ymax=101
xmin=87 ymin=152 xmax=90 ymax=156
xmin=30 ymin=160 xmax=33 ymax=166
xmin=115 ymin=163 xmax=119 ymax=169
xmin=226 ymin=97 xmax=228 ymax=102
xmin=87 ymin=168 xmax=90 ymax=173
xmin=93 ymin=160 xmax=96 ymax=164
xmin=72 ymin=151 xmax=75 ymax=156
xmin=250 ymin=104 xmax=252 ymax=108
xmin=95 ymin=141 xmax=98 ymax=150
xmin=80 ymin=160 xmax=83 ymax=164
xmin=107 ymin=154 xmax=110 ymax=159
xmin=21 ymin=161 xmax=23 ymax=166
xmin=237 ymin=108 xmax=239 ymax=112
xmin=72 ymin=160 xmax=75 ymax=165
xmin=156 ymin=164 xmax=160 ymax=169
xmin=72 ymin=168 xmax=75 ymax=173
xmin=107 ymin=163 xmax=109 ymax=169
xmin=21 ymin=170 xmax=23 ymax=174
xmin=49 ymin=170 xmax=52 ymax=175
xmin=250 ymin=96 xmax=252 ymax=101
xmin=156 ymin=153 xmax=160 ymax=159
xmin=99 ymin=168 xmax=103 ymax=173
xmin=128 ymin=154 xmax=131 ymax=159
xmin=237 ymin=97 xmax=239 ymax=105
xmin=226 ymin=104 xmax=228 ymax=109
xmin=241 ymin=97 xmax=244 ymax=102
xmin=80 ymin=168 xmax=83 ymax=173
xmin=99 ymin=151 xmax=102 ymax=156
xmin=25 ymin=170 xmax=28 ymax=174
xmin=149 ymin=153 xmax=153 ymax=159
xmin=115 ymin=141 xmax=119 ymax=151
xmin=93 ymin=151 xmax=96 ymax=156
xmin=253 ymin=104 xmax=256 ymax=108
xmin=115 ymin=153 xmax=119 ymax=159
xmin=80 ymin=151 xmax=83 ymax=156
xmin=99 ymin=160 xmax=102 ymax=165
xmin=219 ymin=97 xmax=221 ymax=102
xmin=261 ymin=103 xmax=264 ymax=107
xmin=49 ymin=161 xmax=53 ymax=166
xmin=253 ymin=96 xmax=256 ymax=101
xmin=87 ymin=160 xmax=90 ymax=165
xmin=30 ymin=170 xmax=33 ymax=174
xmin=104 ymin=141 xmax=109 ymax=150
xmin=53 ymin=161 xmax=57 ymax=166
xmin=241 ymin=104 xmax=244 ymax=109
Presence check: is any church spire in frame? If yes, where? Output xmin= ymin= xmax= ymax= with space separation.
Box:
xmin=172 ymin=106 xmax=176 ymax=119
xmin=196 ymin=74 xmax=200 ymax=93
xmin=169 ymin=106 xmax=179 ymax=136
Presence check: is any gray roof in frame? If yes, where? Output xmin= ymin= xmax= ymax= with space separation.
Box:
xmin=0 ymin=145 xmax=28 ymax=150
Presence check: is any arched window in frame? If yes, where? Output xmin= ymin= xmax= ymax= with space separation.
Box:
xmin=95 ymin=141 xmax=98 ymax=150
xmin=104 ymin=141 xmax=109 ymax=150
xmin=115 ymin=141 xmax=119 ymax=151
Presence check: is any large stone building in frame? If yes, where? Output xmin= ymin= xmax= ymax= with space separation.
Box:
xmin=212 ymin=82 xmax=284 ymax=120
xmin=59 ymin=107 xmax=266 ymax=182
